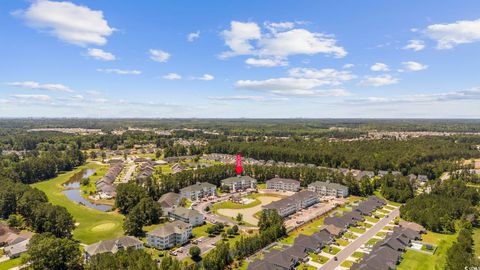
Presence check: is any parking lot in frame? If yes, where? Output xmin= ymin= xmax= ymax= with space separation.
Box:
xmin=284 ymin=197 xmax=345 ymax=230
xmin=172 ymin=235 xmax=221 ymax=260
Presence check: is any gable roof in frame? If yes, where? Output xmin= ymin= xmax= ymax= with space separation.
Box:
xmin=148 ymin=220 xmax=191 ymax=237
xmin=158 ymin=192 xmax=181 ymax=208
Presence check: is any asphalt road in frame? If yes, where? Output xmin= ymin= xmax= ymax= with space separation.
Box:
xmin=174 ymin=235 xmax=221 ymax=260
xmin=319 ymin=208 xmax=400 ymax=270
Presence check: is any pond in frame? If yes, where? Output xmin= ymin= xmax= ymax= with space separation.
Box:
xmin=63 ymin=169 xmax=113 ymax=212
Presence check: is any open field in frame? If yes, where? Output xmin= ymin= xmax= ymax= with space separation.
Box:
xmin=216 ymin=195 xmax=282 ymax=225
xmin=32 ymin=163 xmax=124 ymax=244
xmin=397 ymin=231 xmax=457 ymax=270
xmin=0 ymin=258 xmax=22 ymax=270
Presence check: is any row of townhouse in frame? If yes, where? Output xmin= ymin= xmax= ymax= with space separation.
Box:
xmin=263 ymin=190 xmax=319 ymax=217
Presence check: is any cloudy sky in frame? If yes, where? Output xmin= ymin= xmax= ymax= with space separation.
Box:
xmin=1 ymin=0 xmax=480 ymax=118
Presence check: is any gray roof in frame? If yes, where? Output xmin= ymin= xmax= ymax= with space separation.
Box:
xmin=158 ymin=192 xmax=180 ymax=208
xmin=148 ymin=220 xmax=190 ymax=237
xmin=263 ymin=249 xmax=296 ymax=269
xmin=264 ymin=190 xmax=318 ymax=211
xmin=180 ymin=182 xmax=216 ymax=193
xmin=84 ymin=236 xmax=142 ymax=256
xmin=308 ymin=181 xmax=348 ymax=190
xmin=4 ymin=238 xmax=29 ymax=257
xmin=221 ymin=175 xmax=257 ymax=185
xmin=169 ymin=207 xmax=203 ymax=219
xmin=266 ymin=177 xmax=300 ymax=185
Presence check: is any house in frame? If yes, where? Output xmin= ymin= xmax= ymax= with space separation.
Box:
xmin=319 ymin=224 xmax=344 ymax=237
xmin=266 ymin=177 xmax=300 ymax=192
xmin=263 ymin=191 xmax=319 ymax=217
xmin=221 ymin=175 xmax=257 ymax=192
xmin=377 ymin=170 xmax=389 ymax=177
xmin=263 ymin=249 xmax=298 ymax=269
xmin=172 ymin=163 xmax=187 ymax=174
xmin=4 ymin=238 xmax=30 ymax=258
xmin=283 ymin=245 xmax=308 ymax=262
xmin=355 ymin=171 xmax=375 ymax=181
xmin=168 ymin=207 xmax=204 ymax=227
xmin=84 ymin=236 xmax=143 ymax=260
xmin=180 ymin=182 xmax=216 ymax=201
xmin=294 ymin=234 xmax=323 ymax=253
xmin=311 ymin=230 xmax=334 ymax=245
xmin=147 ymin=221 xmax=192 ymax=249
xmin=308 ymin=181 xmax=349 ymax=197
xmin=399 ymin=220 xmax=426 ymax=234
xmin=247 ymin=260 xmax=277 ymax=270
xmin=158 ymin=192 xmax=181 ymax=215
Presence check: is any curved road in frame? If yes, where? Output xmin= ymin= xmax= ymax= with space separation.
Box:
xmin=320 ymin=207 xmax=400 ymax=270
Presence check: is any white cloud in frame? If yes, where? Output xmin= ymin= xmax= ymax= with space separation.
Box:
xmin=259 ymin=28 xmax=347 ymax=58
xmin=87 ymin=48 xmax=115 ymax=61
xmin=6 ymin=81 xmax=74 ymax=92
xmin=149 ymin=49 xmax=170 ymax=62
xmin=192 ymin=74 xmax=214 ymax=81
xmin=401 ymin=61 xmax=428 ymax=71
xmin=350 ymin=87 xmax=480 ymax=104
xmin=245 ymin=58 xmax=287 ymax=67
xmin=359 ymin=75 xmax=399 ymax=87
xmin=235 ymin=77 xmax=351 ymax=97
xmin=163 ymin=73 xmax=182 ymax=80
xmin=86 ymin=90 xmax=101 ymax=96
xmin=14 ymin=0 xmax=114 ymax=46
xmin=187 ymin=31 xmax=200 ymax=42
xmin=403 ymin=40 xmax=425 ymax=51
xmin=425 ymin=18 xmax=480 ymax=49
xmin=370 ymin=63 xmax=389 ymax=72
xmin=220 ymin=21 xmax=347 ymax=60
xmin=343 ymin=63 xmax=354 ymax=69
xmin=288 ymin=68 xmax=356 ymax=84
xmin=97 ymin=68 xmax=141 ymax=75
xmin=220 ymin=21 xmax=261 ymax=58
xmin=11 ymin=94 xmax=52 ymax=102
xmin=208 ymin=95 xmax=287 ymax=102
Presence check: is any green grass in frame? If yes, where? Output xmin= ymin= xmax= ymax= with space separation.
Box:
xmin=366 ymin=238 xmax=381 ymax=246
xmin=349 ymin=227 xmax=366 ymax=234
xmin=343 ymin=232 xmax=358 ymax=240
xmin=376 ymin=231 xmax=387 ymax=237
xmin=0 ymin=258 xmax=22 ymax=270
xmin=357 ymin=222 xmax=372 ymax=228
xmin=192 ymin=223 xmax=215 ymax=238
xmin=384 ymin=205 xmax=395 ymax=210
xmin=322 ymin=245 xmax=340 ymax=255
xmin=335 ymin=239 xmax=350 ymax=246
xmin=365 ymin=216 xmax=379 ymax=223
xmin=340 ymin=260 xmax=354 ymax=268
xmin=352 ymin=251 xmax=366 ymax=259
xmin=280 ymin=216 xmax=325 ymax=244
xmin=309 ymin=252 xmax=329 ymax=264
xmin=397 ymin=231 xmax=457 ymax=270
xmin=377 ymin=208 xmax=390 ymax=214
xmin=212 ymin=199 xmax=261 ymax=211
xmin=256 ymin=183 xmax=266 ymax=189
xmin=296 ymin=263 xmax=317 ymax=270
xmin=473 ymin=228 xmax=480 ymax=258
xmin=373 ymin=191 xmax=403 ymax=207
xmin=31 ymin=163 xmax=124 ymax=244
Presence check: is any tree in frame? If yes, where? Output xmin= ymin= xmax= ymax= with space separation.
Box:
xmin=7 ymin=214 xmax=24 ymax=229
xmin=115 ymin=182 xmax=148 ymax=214
xmin=89 ymin=151 xmax=97 ymax=160
xmin=123 ymin=206 xmax=145 ymax=237
xmin=232 ymin=225 xmax=239 ymax=234
xmin=236 ymin=213 xmax=243 ymax=223
xmin=189 ymin=246 xmax=201 ymax=260
xmin=227 ymin=228 xmax=234 ymax=236
xmin=86 ymin=249 xmax=158 ymax=270
xmin=24 ymin=233 xmax=82 ymax=270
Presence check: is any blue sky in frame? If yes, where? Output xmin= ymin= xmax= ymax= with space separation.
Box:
xmin=1 ymin=0 xmax=480 ymax=118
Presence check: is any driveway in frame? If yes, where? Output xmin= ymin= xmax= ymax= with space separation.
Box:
xmin=319 ymin=208 xmax=400 ymax=270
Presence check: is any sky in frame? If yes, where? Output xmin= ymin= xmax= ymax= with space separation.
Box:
xmin=1 ymin=0 xmax=480 ymax=118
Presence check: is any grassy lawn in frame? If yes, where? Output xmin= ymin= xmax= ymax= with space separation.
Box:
xmin=384 ymin=205 xmax=395 ymax=210
xmin=335 ymin=239 xmax=350 ymax=246
xmin=343 ymin=232 xmax=358 ymax=240
xmin=192 ymin=223 xmax=215 ymax=238
xmin=473 ymin=228 xmax=480 ymax=257
xmin=397 ymin=231 xmax=457 ymax=270
xmin=0 ymin=258 xmax=22 ymax=270
xmin=376 ymin=231 xmax=387 ymax=237
xmin=32 ymin=163 xmax=124 ymax=244
xmin=322 ymin=245 xmax=341 ymax=255
xmin=280 ymin=216 xmax=325 ymax=244
xmin=296 ymin=263 xmax=316 ymax=270
xmin=212 ymin=199 xmax=260 ymax=210
xmin=352 ymin=251 xmax=366 ymax=259
xmin=377 ymin=208 xmax=390 ymax=214
xmin=357 ymin=222 xmax=372 ymax=228
xmin=366 ymin=238 xmax=381 ymax=246
xmin=374 ymin=213 xmax=386 ymax=218
xmin=340 ymin=260 xmax=354 ymax=268
xmin=383 ymin=225 xmax=394 ymax=231
xmin=309 ymin=252 xmax=329 ymax=264
xmin=349 ymin=227 xmax=366 ymax=234
xmin=256 ymin=183 xmax=266 ymax=189
xmin=365 ymin=216 xmax=379 ymax=223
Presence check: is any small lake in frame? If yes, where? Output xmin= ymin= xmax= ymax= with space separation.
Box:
xmin=63 ymin=169 xmax=113 ymax=212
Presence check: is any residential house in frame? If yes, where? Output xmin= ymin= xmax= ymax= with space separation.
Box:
xmin=266 ymin=177 xmax=300 ymax=192
xmin=158 ymin=192 xmax=181 ymax=215
xmin=168 ymin=207 xmax=204 ymax=227
xmin=263 ymin=191 xmax=319 ymax=217
xmin=308 ymin=181 xmax=349 ymax=197
xmin=147 ymin=221 xmax=192 ymax=249
xmin=84 ymin=236 xmax=143 ymax=260
xmin=180 ymin=182 xmax=216 ymax=201
xmin=221 ymin=175 xmax=257 ymax=192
